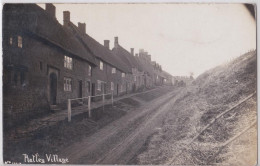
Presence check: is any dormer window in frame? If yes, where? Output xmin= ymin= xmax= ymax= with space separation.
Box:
xmin=100 ymin=61 xmax=103 ymax=70
xmin=18 ymin=36 xmax=22 ymax=48
xmin=122 ymin=73 xmax=125 ymax=78
xmin=112 ymin=68 xmax=116 ymax=74
xmin=88 ymin=65 xmax=92 ymax=76
xmin=64 ymin=55 xmax=73 ymax=70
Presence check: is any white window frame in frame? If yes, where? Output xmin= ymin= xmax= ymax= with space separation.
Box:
xmin=111 ymin=82 xmax=114 ymax=91
xmin=64 ymin=55 xmax=73 ymax=70
xmin=112 ymin=67 xmax=116 ymax=74
xmin=100 ymin=61 xmax=103 ymax=70
xmin=122 ymin=73 xmax=125 ymax=78
xmin=64 ymin=77 xmax=72 ymax=92
xmin=97 ymin=80 xmax=102 ymax=91
xmin=88 ymin=65 xmax=92 ymax=76
xmin=9 ymin=37 xmax=13 ymax=45
xmin=18 ymin=35 xmax=22 ymax=48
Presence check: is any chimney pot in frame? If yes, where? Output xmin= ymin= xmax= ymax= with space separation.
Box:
xmin=46 ymin=4 xmax=56 ymax=18
xmin=114 ymin=37 xmax=119 ymax=48
xmin=104 ymin=40 xmax=110 ymax=49
xmin=78 ymin=22 xmax=86 ymax=34
xmin=63 ymin=11 xmax=70 ymax=26
xmin=130 ymin=48 xmax=134 ymax=56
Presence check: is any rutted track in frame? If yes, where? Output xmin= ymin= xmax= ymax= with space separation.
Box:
xmin=61 ymin=87 xmax=182 ymax=164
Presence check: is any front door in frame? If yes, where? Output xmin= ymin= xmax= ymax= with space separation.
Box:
xmin=91 ymin=83 xmax=95 ymax=101
xmin=117 ymin=84 xmax=119 ymax=96
xmin=78 ymin=80 xmax=83 ymax=98
xmin=50 ymin=73 xmax=57 ymax=105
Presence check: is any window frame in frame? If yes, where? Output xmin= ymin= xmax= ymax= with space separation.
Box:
xmin=64 ymin=55 xmax=73 ymax=70
xmin=111 ymin=82 xmax=114 ymax=91
xmin=18 ymin=35 xmax=22 ymax=48
xmin=97 ymin=80 xmax=102 ymax=91
xmin=122 ymin=73 xmax=125 ymax=78
xmin=112 ymin=67 xmax=116 ymax=74
xmin=100 ymin=61 xmax=103 ymax=70
xmin=9 ymin=37 xmax=13 ymax=45
xmin=88 ymin=65 xmax=92 ymax=76
xmin=64 ymin=77 xmax=72 ymax=92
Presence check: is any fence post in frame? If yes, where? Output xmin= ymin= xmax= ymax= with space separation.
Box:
xmin=68 ymin=99 xmax=71 ymax=122
xmin=102 ymin=93 xmax=105 ymax=111
xmin=112 ymin=92 xmax=114 ymax=106
xmin=88 ymin=96 xmax=91 ymax=118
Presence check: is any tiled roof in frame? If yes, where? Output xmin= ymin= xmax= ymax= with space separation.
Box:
xmin=3 ymin=4 xmax=96 ymax=66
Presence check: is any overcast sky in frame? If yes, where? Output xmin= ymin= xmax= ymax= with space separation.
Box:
xmin=38 ymin=3 xmax=256 ymax=77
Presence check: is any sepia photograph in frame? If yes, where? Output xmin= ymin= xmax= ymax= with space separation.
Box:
xmin=2 ymin=2 xmax=257 ymax=165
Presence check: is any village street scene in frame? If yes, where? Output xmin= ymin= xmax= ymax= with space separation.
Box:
xmin=2 ymin=3 xmax=257 ymax=165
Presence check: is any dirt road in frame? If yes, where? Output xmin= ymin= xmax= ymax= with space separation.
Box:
xmin=61 ymin=87 xmax=182 ymax=164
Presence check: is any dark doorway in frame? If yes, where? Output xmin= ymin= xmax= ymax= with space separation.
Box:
xmin=117 ymin=84 xmax=119 ymax=96
xmin=126 ymin=83 xmax=128 ymax=94
xmin=91 ymin=83 xmax=95 ymax=102
xmin=50 ymin=73 xmax=57 ymax=105
xmin=78 ymin=80 xmax=83 ymax=98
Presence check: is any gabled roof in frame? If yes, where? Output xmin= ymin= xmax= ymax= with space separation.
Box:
xmin=67 ymin=23 xmax=130 ymax=73
xmin=3 ymin=4 xmax=96 ymax=66
xmin=112 ymin=45 xmax=143 ymax=72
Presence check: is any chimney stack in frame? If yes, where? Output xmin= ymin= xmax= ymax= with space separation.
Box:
xmin=130 ymin=48 xmax=134 ymax=56
xmin=104 ymin=40 xmax=110 ymax=49
xmin=46 ymin=4 xmax=56 ymax=18
xmin=63 ymin=11 xmax=70 ymax=26
xmin=78 ymin=22 xmax=86 ymax=34
xmin=114 ymin=37 xmax=119 ymax=48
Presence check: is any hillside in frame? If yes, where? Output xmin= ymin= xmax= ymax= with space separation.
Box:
xmin=137 ymin=50 xmax=257 ymax=165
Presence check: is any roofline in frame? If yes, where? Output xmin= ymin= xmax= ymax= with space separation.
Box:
xmin=26 ymin=30 xmax=97 ymax=67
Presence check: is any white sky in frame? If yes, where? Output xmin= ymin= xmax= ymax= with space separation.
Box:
xmin=38 ymin=3 xmax=256 ymax=77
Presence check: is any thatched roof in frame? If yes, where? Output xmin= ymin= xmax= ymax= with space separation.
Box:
xmin=67 ymin=23 xmax=130 ymax=73
xmin=3 ymin=4 xmax=96 ymax=66
xmin=112 ymin=45 xmax=143 ymax=73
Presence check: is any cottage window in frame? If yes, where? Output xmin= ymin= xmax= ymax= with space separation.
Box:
xmin=9 ymin=37 xmax=13 ymax=45
xmin=97 ymin=80 xmax=102 ymax=91
xmin=64 ymin=77 xmax=72 ymax=91
xmin=112 ymin=68 xmax=116 ymax=74
xmin=88 ymin=66 xmax=92 ymax=76
xmin=111 ymin=82 xmax=114 ymax=91
xmin=18 ymin=36 xmax=22 ymax=48
xmin=100 ymin=61 xmax=103 ymax=70
xmin=64 ymin=56 xmax=73 ymax=70
xmin=122 ymin=73 xmax=125 ymax=78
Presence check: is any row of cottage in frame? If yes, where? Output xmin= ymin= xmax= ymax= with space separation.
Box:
xmin=3 ymin=3 xmax=173 ymax=127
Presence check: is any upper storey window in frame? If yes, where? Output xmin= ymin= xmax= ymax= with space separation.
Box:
xmin=100 ymin=61 xmax=104 ymax=70
xmin=18 ymin=36 xmax=22 ymax=48
xmin=64 ymin=55 xmax=73 ymax=70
